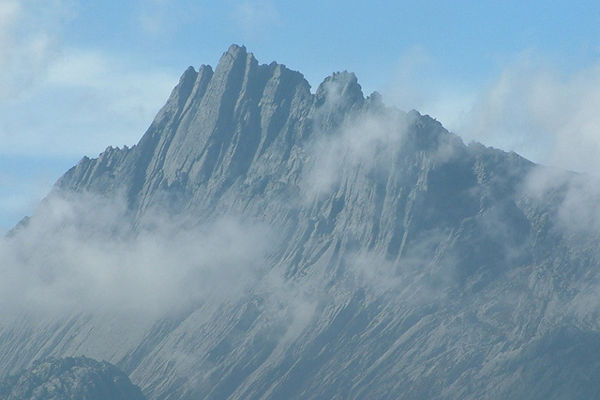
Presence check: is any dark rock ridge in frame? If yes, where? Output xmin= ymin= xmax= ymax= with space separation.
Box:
xmin=2 ymin=44 xmax=600 ymax=399
xmin=0 ymin=357 xmax=146 ymax=400
xmin=55 ymin=45 xmax=383 ymax=226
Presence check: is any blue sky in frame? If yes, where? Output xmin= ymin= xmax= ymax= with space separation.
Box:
xmin=1 ymin=0 xmax=600 ymax=231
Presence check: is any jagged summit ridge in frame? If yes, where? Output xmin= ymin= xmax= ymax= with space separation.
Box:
xmin=56 ymin=43 xmax=433 ymax=218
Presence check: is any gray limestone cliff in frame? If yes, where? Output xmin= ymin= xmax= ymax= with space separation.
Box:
xmin=3 ymin=45 xmax=600 ymax=400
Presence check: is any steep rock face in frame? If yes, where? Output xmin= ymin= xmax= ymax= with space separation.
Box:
xmin=0 ymin=357 xmax=146 ymax=400
xmin=2 ymin=45 xmax=600 ymax=399
xmin=58 ymin=45 xmax=314 ymax=220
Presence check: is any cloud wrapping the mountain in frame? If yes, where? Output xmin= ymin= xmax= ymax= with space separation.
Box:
xmin=0 ymin=192 xmax=273 ymax=319
xmin=2 ymin=63 xmax=600 ymax=372
xmin=451 ymin=57 xmax=600 ymax=175
xmin=302 ymin=109 xmax=410 ymax=198
xmin=523 ymin=164 xmax=600 ymax=235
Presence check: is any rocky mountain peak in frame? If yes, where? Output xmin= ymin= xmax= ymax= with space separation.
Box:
xmin=316 ymin=70 xmax=363 ymax=102
xmin=7 ymin=44 xmax=600 ymax=400
xmin=223 ymin=43 xmax=250 ymax=61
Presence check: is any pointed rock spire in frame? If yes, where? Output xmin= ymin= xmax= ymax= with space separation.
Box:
xmin=315 ymin=71 xmax=364 ymax=107
xmin=169 ymin=66 xmax=198 ymax=110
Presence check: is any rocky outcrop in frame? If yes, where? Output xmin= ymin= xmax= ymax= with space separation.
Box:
xmin=0 ymin=357 xmax=146 ymax=400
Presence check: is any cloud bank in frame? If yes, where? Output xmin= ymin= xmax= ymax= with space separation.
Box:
xmin=0 ymin=192 xmax=273 ymax=319
xmin=387 ymin=52 xmax=600 ymax=176
xmin=0 ymin=0 xmax=73 ymax=99
xmin=0 ymin=1 xmax=178 ymax=159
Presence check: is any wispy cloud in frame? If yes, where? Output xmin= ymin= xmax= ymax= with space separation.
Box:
xmin=302 ymin=108 xmax=410 ymax=198
xmin=0 ymin=1 xmax=179 ymax=159
xmin=0 ymin=0 xmax=74 ymax=99
xmin=136 ymin=0 xmax=202 ymax=37
xmin=231 ymin=0 xmax=281 ymax=38
xmin=302 ymin=78 xmax=463 ymax=200
xmin=454 ymin=55 xmax=600 ymax=173
xmin=0 ymin=47 xmax=177 ymax=158
xmin=137 ymin=0 xmax=170 ymax=35
xmin=381 ymin=49 xmax=600 ymax=177
xmin=0 ymin=191 xmax=274 ymax=318
xmin=404 ymin=53 xmax=600 ymax=176
xmin=382 ymin=46 xmax=436 ymax=112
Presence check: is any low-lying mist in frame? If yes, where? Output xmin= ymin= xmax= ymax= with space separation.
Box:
xmin=0 ymin=191 xmax=274 ymax=319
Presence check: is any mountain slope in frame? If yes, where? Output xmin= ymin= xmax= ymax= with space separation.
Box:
xmin=2 ymin=45 xmax=600 ymax=399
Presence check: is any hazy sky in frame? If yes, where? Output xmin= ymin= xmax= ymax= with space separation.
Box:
xmin=1 ymin=0 xmax=600 ymax=231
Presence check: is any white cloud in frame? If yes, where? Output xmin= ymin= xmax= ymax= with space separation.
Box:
xmin=0 ymin=0 xmax=75 ymax=99
xmin=382 ymin=46 xmax=436 ymax=112
xmin=0 ymin=166 xmax=60 ymax=232
xmin=0 ymin=1 xmax=181 ymax=229
xmin=302 ymin=79 xmax=463 ymax=200
xmin=232 ymin=0 xmax=281 ymax=37
xmin=0 ymin=191 xmax=274 ymax=318
xmin=136 ymin=0 xmax=202 ymax=37
xmin=522 ymin=164 xmax=600 ymax=235
xmin=381 ymin=50 xmax=600 ymax=176
xmin=0 ymin=1 xmax=179 ymax=159
xmin=437 ymin=55 xmax=600 ymax=175
xmin=302 ymin=108 xmax=410 ymax=198
xmin=0 ymin=48 xmax=177 ymax=157
xmin=0 ymin=0 xmax=20 ymax=36
xmin=137 ymin=0 xmax=169 ymax=35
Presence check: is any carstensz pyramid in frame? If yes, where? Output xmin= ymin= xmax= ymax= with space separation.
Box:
xmin=3 ymin=45 xmax=600 ymax=400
